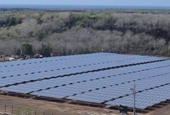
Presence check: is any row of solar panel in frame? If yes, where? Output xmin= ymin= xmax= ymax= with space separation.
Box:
xmin=1 ymin=53 xmax=157 ymax=69
xmin=106 ymin=84 xmax=170 ymax=109
xmin=0 ymin=53 xmax=113 ymax=64
xmin=0 ymin=53 xmax=114 ymax=71
xmin=0 ymin=60 xmax=169 ymax=88
xmin=68 ymin=72 xmax=170 ymax=103
xmin=0 ymin=56 xmax=165 ymax=84
xmin=0 ymin=53 xmax=168 ymax=110
xmin=0 ymin=53 xmax=115 ymax=68
xmin=1 ymin=60 xmax=170 ymax=110
xmin=0 ymin=53 xmax=163 ymax=73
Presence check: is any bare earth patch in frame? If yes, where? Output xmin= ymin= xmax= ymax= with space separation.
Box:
xmin=0 ymin=95 xmax=169 ymax=115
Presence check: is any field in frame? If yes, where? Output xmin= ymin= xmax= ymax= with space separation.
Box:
xmin=0 ymin=92 xmax=170 ymax=115
xmin=0 ymin=53 xmax=170 ymax=115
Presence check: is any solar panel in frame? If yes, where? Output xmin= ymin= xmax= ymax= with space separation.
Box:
xmin=0 ymin=60 xmax=169 ymax=91
xmin=67 ymin=72 xmax=170 ymax=103
xmin=106 ymin=84 xmax=170 ymax=109
xmin=0 ymin=53 xmax=169 ymax=110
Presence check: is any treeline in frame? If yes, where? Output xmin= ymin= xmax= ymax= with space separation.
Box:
xmin=0 ymin=11 xmax=170 ymax=57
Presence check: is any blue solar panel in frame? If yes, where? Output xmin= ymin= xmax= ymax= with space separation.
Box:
xmin=0 ymin=53 xmax=168 ymax=110
xmin=106 ymin=84 xmax=170 ymax=109
xmin=67 ymin=72 xmax=170 ymax=103
xmin=0 ymin=61 xmax=169 ymax=91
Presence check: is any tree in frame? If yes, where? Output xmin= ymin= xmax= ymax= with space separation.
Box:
xmin=22 ymin=43 xmax=34 ymax=56
xmin=38 ymin=32 xmax=46 ymax=41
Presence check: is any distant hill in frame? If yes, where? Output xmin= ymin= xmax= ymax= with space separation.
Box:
xmin=0 ymin=10 xmax=170 ymax=57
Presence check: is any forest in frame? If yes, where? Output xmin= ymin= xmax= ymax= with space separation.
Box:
xmin=0 ymin=10 xmax=170 ymax=57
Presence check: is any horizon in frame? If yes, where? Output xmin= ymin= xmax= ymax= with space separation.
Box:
xmin=0 ymin=0 xmax=170 ymax=7
xmin=1 ymin=4 xmax=170 ymax=7
xmin=0 ymin=4 xmax=170 ymax=10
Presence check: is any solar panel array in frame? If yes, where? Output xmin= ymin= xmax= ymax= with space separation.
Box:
xmin=0 ymin=53 xmax=169 ymax=110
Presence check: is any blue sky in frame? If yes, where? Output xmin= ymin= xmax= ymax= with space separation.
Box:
xmin=0 ymin=0 xmax=169 ymax=6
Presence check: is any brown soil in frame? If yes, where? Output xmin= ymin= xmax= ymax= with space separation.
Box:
xmin=147 ymin=104 xmax=170 ymax=115
xmin=0 ymin=95 xmax=169 ymax=115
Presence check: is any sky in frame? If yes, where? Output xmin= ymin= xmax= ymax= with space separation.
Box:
xmin=0 ymin=0 xmax=169 ymax=6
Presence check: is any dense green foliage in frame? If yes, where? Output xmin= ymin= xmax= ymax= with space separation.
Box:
xmin=0 ymin=11 xmax=170 ymax=56
xmin=22 ymin=43 xmax=34 ymax=55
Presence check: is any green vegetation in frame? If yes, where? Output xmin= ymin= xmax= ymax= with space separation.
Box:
xmin=7 ymin=14 xmax=22 ymax=26
xmin=36 ymin=13 xmax=43 ymax=24
xmin=0 ymin=14 xmax=22 ymax=27
xmin=14 ymin=107 xmax=40 ymax=115
xmin=0 ymin=11 xmax=170 ymax=56
xmin=22 ymin=43 xmax=34 ymax=56
xmin=38 ymin=32 xmax=46 ymax=41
